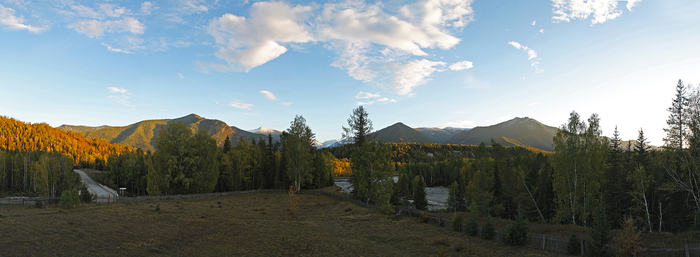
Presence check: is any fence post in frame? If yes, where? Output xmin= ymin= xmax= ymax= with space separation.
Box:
xmin=580 ymin=239 xmax=584 ymax=256
xmin=685 ymin=244 xmax=690 ymax=257
xmin=542 ymin=235 xmax=546 ymax=250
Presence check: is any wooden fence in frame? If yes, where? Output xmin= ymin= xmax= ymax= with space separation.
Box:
xmin=0 ymin=197 xmax=60 ymax=207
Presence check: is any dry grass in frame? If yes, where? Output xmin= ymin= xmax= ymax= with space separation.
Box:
xmin=0 ymin=192 xmax=566 ymax=257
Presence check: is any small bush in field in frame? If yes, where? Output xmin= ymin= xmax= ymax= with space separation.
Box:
xmin=59 ymin=188 xmax=80 ymax=209
xmin=614 ymin=217 xmax=641 ymax=257
xmin=567 ymin=232 xmax=581 ymax=255
xmin=481 ymin=216 xmax=495 ymax=240
xmin=419 ymin=212 xmax=428 ymax=223
xmin=503 ymin=208 xmax=528 ymax=246
xmin=452 ymin=213 xmax=463 ymax=232
xmin=466 ymin=217 xmax=479 ymax=236
xmin=34 ymin=199 xmax=43 ymax=208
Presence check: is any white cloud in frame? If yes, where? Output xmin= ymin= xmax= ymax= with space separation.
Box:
xmin=356 ymin=101 xmax=375 ymax=105
xmin=540 ymin=29 xmax=544 ymax=33
xmin=280 ymin=101 xmax=292 ymax=106
xmin=229 ymin=100 xmax=253 ymax=110
xmin=0 ymin=4 xmax=49 ymax=33
xmin=109 ymin=95 xmax=131 ymax=107
xmin=377 ymin=97 xmax=389 ymax=102
xmin=69 ymin=20 xmax=105 ymax=37
xmin=626 ymin=0 xmax=641 ymax=11
xmin=99 ymin=4 xmax=127 ymax=18
xmin=140 ymin=2 xmax=156 ymax=15
xmin=102 ymin=43 xmax=132 ymax=53
xmin=355 ymin=92 xmax=381 ymax=99
xmin=206 ymin=1 xmax=314 ymax=71
xmin=551 ymin=0 xmax=634 ymax=25
xmin=202 ymin=0 xmax=475 ymax=96
xmin=69 ymin=17 xmax=144 ymax=37
xmin=69 ymin=3 xmax=101 ymax=19
xmin=528 ymin=102 xmax=538 ymax=106
xmin=449 ymin=60 xmax=473 ymax=71
xmin=178 ymin=73 xmax=185 ymax=79
xmin=107 ymin=87 xmax=128 ymax=93
xmin=440 ymin=120 xmax=475 ymax=128
xmin=259 ymin=90 xmax=278 ymax=100
xmin=181 ymin=0 xmax=208 ymax=13
xmin=508 ymin=41 xmax=542 ymax=73
xmin=531 ymin=20 xmax=536 ymax=26
xmin=389 ymin=59 xmax=445 ymax=95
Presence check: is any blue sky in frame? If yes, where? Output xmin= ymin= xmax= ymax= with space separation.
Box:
xmin=1 ymin=0 xmax=699 ymax=145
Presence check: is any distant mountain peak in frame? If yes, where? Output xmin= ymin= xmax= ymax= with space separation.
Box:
xmin=248 ymin=127 xmax=282 ymax=135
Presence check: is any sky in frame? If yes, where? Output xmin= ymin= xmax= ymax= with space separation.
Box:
xmin=1 ymin=0 xmax=699 ymax=145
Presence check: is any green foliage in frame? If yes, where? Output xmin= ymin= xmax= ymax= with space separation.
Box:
xmin=34 ymin=198 xmax=43 ymax=208
xmin=614 ymin=217 xmax=641 ymax=257
xmin=481 ymin=216 xmax=495 ymax=240
xmin=342 ymin=106 xmax=374 ymax=146
xmin=59 ymin=188 xmax=79 ymax=209
xmin=447 ymin=181 xmax=466 ymax=212
xmin=412 ymin=176 xmax=428 ymax=210
xmin=465 ymin=217 xmax=478 ymax=236
xmin=566 ymin=232 xmax=580 ymax=255
xmin=503 ymin=208 xmax=528 ymax=246
xmin=552 ymin=111 xmax=608 ymax=225
xmin=451 ymin=213 xmax=463 ymax=232
xmin=79 ymin=184 xmax=93 ymax=203
xmin=350 ymin=142 xmax=394 ymax=206
xmin=147 ymin=122 xmax=219 ymax=195
xmin=283 ymin=115 xmax=315 ymax=192
xmin=588 ymin=204 xmax=611 ymax=257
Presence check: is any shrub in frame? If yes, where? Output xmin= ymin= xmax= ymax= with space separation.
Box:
xmin=503 ymin=208 xmax=528 ymax=246
xmin=419 ymin=212 xmax=429 ymax=223
xmin=481 ymin=216 xmax=495 ymax=240
xmin=452 ymin=213 xmax=463 ymax=232
xmin=567 ymin=232 xmax=581 ymax=255
xmin=59 ymin=188 xmax=80 ymax=209
xmin=34 ymin=198 xmax=43 ymax=208
xmin=614 ymin=217 xmax=641 ymax=257
xmin=466 ymin=217 xmax=479 ymax=236
xmin=588 ymin=204 xmax=611 ymax=256
xmin=79 ymin=184 xmax=93 ymax=203
xmin=439 ymin=217 xmax=445 ymax=227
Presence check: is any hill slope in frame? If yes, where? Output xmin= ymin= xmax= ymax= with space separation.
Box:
xmin=447 ymin=117 xmax=559 ymax=151
xmin=59 ymin=114 xmax=264 ymax=151
xmin=415 ymin=127 xmax=470 ymax=144
xmin=372 ymin=122 xmax=433 ymax=143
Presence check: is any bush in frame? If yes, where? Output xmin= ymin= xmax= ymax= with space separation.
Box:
xmin=614 ymin=217 xmax=641 ymax=257
xmin=59 ymin=188 xmax=80 ymax=209
xmin=452 ymin=213 xmax=463 ymax=232
xmin=419 ymin=212 xmax=428 ymax=223
xmin=567 ymin=232 xmax=581 ymax=255
xmin=466 ymin=217 xmax=479 ymax=236
xmin=503 ymin=209 xmax=528 ymax=246
xmin=481 ymin=216 xmax=495 ymax=240
xmin=79 ymin=184 xmax=93 ymax=203
xmin=34 ymin=198 xmax=43 ymax=208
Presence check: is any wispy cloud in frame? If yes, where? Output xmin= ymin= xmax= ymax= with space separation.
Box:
xmin=355 ymin=92 xmax=381 ymax=99
xmin=531 ymin=20 xmax=536 ymax=26
xmin=449 ymin=61 xmax=474 ymax=71
xmin=0 ymin=4 xmax=49 ymax=33
xmin=551 ymin=0 xmax=639 ymax=25
xmin=178 ymin=73 xmax=185 ymax=79
xmin=259 ymin=90 xmax=279 ymax=101
xmin=280 ymin=101 xmax=292 ymax=106
xmin=229 ymin=100 xmax=253 ymax=110
xmin=202 ymin=0 xmax=475 ymax=96
xmin=508 ymin=41 xmax=543 ymax=73
xmin=69 ymin=17 xmax=145 ymax=38
xmin=354 ymin=91 xmax=395 ymax=105
xmin=107 ymin=87 xmax=128 ymax=93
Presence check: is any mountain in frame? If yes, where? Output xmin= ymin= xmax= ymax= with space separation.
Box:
xmin=415 ymin=127 xmax=470 ymax=144
xmin=447 ymin=117 xmax=559 ymax=151
xmin=248 ymin=127 xmax=282 ymax=141
xmin=372 ymin=122 xmax=433 ymax=144
xmin=59 ymin=114 xmax=265 ymax=151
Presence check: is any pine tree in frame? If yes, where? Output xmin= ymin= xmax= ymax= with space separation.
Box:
xmin=342 ymin=106 xmax=374 ymax=146
xmin=413 ymin=175 xmax=428 ymax=210
xmin=664 ymin=79 xmax=689 ymax=152
xmin=588 ymin=203 xmax=611 ymax=256
xmin=634 ymin=128 xmax=650 ymax=167
xmin=223 ymin=135 xmax=232 ymax=154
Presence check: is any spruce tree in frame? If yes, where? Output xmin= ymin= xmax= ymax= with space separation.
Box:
xmin=664 ymin=79 xmax=689 ymax=152
xmin=413 ymin=175 xmax=428 ymax=210
xmin=588 ymin=203 xmax=611 ymax=256
xmin=342 ymin=106 xmax=374 ymax=146
xmin=634 ymin=128 xmax=650 ymax=167
xmin=223 ymin=135 xmax=232 ymax=154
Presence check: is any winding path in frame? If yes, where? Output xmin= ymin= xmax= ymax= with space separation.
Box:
xmin=74 ymin=169 xmax=118 ymax=203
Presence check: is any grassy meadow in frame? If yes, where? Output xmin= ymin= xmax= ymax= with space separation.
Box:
xmin=0 ymin=192 xmax=566 ymax=257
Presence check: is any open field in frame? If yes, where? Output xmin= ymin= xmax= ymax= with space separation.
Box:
xmin=0 ymin=192 xmax=565 ymax=257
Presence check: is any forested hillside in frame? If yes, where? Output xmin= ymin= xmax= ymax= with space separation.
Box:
xmin=60 ymin=114 xmax=264 ymax=152
xmin=447 ymin=117 xmax=559 ymax=151
xmin=0 ymin=116 xmax=133 ymax=197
